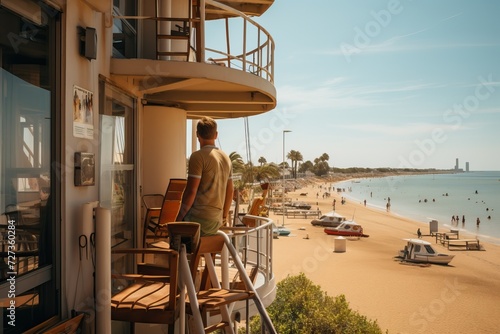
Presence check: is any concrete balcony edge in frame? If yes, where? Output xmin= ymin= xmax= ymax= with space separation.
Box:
xmin=110 ymin=58 xmax=277 ymax=119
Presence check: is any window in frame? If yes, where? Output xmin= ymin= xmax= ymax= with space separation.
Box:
xmin=0 ymin=2 xmax=61 ymax=332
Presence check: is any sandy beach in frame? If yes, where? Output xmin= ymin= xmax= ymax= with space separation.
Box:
xmin=268 ymin=181 xmax=500 ymax=334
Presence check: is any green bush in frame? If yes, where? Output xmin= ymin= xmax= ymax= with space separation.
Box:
xmin=243 ymin=273 xmax=385 ymax=334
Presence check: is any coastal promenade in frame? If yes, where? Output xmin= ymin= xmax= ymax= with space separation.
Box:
xmin=269 ymin=179 xmax=500 ymax=333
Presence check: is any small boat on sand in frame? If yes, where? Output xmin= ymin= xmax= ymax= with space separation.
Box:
xmin=324 ymin=221 xmax=369 ymax=237
xmin=272 ymin=223 xmax=291 ymax=238
xmin=397 ymin=239 xmax=455 ymax=265
xmin=311 ymin=211 xmax=346 ymax=227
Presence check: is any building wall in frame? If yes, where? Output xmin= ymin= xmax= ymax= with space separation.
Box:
xmin=59 ymin=1 xmax=189 ymax=327
xmin=60 ymin=0 xmax=110 ymax=321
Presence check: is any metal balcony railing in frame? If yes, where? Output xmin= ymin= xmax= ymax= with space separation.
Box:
xmin=112 ymin=0 xmax=275 ymax=84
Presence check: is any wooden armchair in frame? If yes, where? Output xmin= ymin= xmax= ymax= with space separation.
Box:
xmin=187 ymin=234 xmax=255 ymax=333
xmin=165 ymin=223 xmax=276 ymax=333
xmin=241 ymin=183 xmax=269 ymax=227
xmin=110 ymin=248 xmax=180 ymax=332
xmin=141 ymin=194 xmax=164 ymax=247
xmin=142 ymin=178 xmax=187 ymax=248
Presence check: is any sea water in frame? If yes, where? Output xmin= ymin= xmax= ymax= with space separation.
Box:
xmin=335 ymin=171 xmax=500 ymax=245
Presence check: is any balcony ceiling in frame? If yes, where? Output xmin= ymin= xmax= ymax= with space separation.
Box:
xmin=110 ymin=59 xmax=277 ymax=119
xmin=206 ymin=0 xmax=274 ymax=19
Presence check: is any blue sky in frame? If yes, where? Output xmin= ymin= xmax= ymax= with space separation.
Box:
xmin=214 ymin=0 xmax=500 ymax=171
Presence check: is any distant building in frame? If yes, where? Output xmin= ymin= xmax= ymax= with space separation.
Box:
xmin=466 ymin=162 xmax=470 ymax=172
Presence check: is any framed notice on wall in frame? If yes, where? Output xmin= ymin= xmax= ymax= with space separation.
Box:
xmin=73 ymin=85 xmax=94 ymax=139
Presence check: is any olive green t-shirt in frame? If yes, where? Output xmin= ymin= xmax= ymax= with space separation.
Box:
xmin=184 ymin=145 xmax=231 ymax=235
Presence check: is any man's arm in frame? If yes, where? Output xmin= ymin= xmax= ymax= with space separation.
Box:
xmin=222 ymin=177 xmax=234 ymax=223
xmin=176 ymin=176 xmax=200 ymax=221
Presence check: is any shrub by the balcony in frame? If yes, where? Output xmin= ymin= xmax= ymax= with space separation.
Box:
xmin=243 ymin=273 xmax=384 ymax=334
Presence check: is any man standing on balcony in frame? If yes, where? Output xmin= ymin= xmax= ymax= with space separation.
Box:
xmin=177 ymin=116 xmax=234 ymax=236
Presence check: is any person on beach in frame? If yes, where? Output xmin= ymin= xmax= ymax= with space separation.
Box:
xmin=462 ymin=215 xmax=465 ymax=225
xmin=417 ymin=228 xmax=422 ymax=238
xmin=476 ymin=217 xmax=480 ymax=226
xmin=177 ymin=116 xmax=233 ymax=236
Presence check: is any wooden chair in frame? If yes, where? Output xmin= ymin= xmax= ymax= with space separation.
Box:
xmin=164 ymin=223 xmax=277 ymax=333
xmin=142 ymin=178 xmax=187 ymax=248
xmin=187 ymin=234 xmax=255 ymax=333
xmin=241 ymin=183 xmax=269 ymax=227
xmin=110 ymin=248 xmax=180 ymax=333
xmin=141 ymin=194 xmax=164 ymax=248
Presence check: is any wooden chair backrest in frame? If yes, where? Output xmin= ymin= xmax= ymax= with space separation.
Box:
xmin=142 ymin=193 xmax=164 ymax=247
xmin=188 ymin=234 xmax=231 ymax=291
xmin=241 ymin=183 xmax=269 ymax=227
xmin=158 ymin=178 xmax=187 ymax=225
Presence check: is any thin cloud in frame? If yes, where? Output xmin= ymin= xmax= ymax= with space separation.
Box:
xmin=278 ymin=79 xmax=445 ymax=113
xmin=338 ymin=121 xmax=465 ymax=137
xmin=327 ymin=11 xmax=500 ymax=56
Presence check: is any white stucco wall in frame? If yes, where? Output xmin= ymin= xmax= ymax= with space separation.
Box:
xmin=141 ymin=106 xmax=187 ymax=195
xmin=61 ymin=0 xmax=110 ymax=322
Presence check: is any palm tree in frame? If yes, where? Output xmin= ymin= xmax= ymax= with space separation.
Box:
xmin=241 ymin=162 xmax=255 ymax=186
xmin=312 ymin=153 xmax=330 ymax=176
xmin=240 ymin=162 xmax=280 ymax=185
xmin=228 ymin=151 xmax=246 ymax=192
xmin=229 ymin=151 xmax=245 ymax=174
xmin=258 ymin=156 xmax=267 ymax=166
xmin=279 ymin=161 xmax=290 ymax=169
xmin=287 ymin=150 xmax=303 ymax=179
xmin=299 ymin=160 xmax=313 ymax=173
xmin=254 ymin=163 xmax=280 ymax=183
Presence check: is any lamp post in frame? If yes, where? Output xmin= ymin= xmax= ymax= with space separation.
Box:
xmin=282 ymin=130 xmax=291 ymax=226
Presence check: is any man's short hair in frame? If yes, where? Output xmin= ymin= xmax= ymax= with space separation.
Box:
xmin=197 ymin=117 xmax=217 ymax=139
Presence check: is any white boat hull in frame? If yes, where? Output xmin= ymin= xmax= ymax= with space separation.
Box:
xmin=398 ymin=239 xmax=455 ymax=265
xmin=414 ymin=254 xmax=455 ymax=265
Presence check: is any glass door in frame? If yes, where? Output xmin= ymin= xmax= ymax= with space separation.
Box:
xmin=99 ymin=83 xmax=136 ymax=251
xmin=99 ymin=82 xmax=136 ymax=333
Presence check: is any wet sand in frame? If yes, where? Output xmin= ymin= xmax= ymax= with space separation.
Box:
xmin=268 ymin=182 xmax=500 ymax=334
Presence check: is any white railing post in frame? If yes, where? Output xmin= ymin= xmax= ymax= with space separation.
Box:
xmin=179 ymin=245 xmax=205 ymax=333
xmin=243 ymin=19 xmax=247 ymax=72
xmin=200 ymin=0 xmax=205 ymax=61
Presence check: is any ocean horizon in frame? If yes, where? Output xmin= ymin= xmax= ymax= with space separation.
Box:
xmin=335 ymin=171 xmax=500 ymax=245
